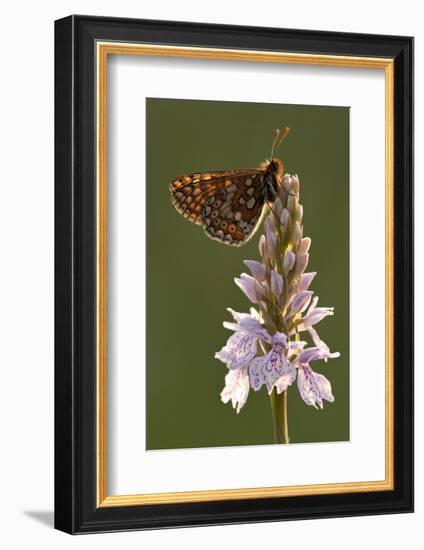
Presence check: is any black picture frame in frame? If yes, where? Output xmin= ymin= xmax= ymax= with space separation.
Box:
xmin=55 ymin=15 xmax=414 ymax=534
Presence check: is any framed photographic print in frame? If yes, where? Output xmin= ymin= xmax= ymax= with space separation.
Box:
xmin=54 ymin=15 xmax=414 ymax=534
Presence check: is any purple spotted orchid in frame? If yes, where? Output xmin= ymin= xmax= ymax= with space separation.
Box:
xmin=215 ymin=310 xmax=306 ymax=412
xmin=215 ymin=173 xmax=340 ymax=443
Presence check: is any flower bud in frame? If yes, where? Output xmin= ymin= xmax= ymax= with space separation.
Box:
xmin=291 ymin=290 xmax=313 ymax=313
xmin=287 ymin=194 xmax=298 ymax=214
xmin=265 ymin=212 xmax=278 ymax=234
xmin=290 ymin=175 xmax=300 ymax=193
xmin=265 ymin=215 xmax=275 ymax=233
xmin=265 ymin=217 xmax=277 ymax=254
xmin=273 ymin=197 xmax=283 ymax=219
xmin=258 ymin=234 xmax=266 ymax=258
xmin=280 ymin=208 xmax=290 ymax=233
xmin=244 ymin=260 xmax=267 ymax=282
xmin=290 ymin=222 xmax=302 ymax=248
xmin=278 ymin=187 xmax=288 ymax=208
xmin=294 ymin=204 xmax=303 ymax=223
xmin=282 ymin=174 xmax=292 ymax=193
xmin=270 ymin=270 xmax=284 ymax=299
xmin=299 ymin=271 xmax=316 ymax=291
xmin=234 ymin=273 xmax=266 ymax=304
xmin=293 ymin=253 xmax=309 ymax=278
xmin=283 ymin=250 xmax=296 ymax=273
xmin=298 ymin=237 xmax=311 ymax=255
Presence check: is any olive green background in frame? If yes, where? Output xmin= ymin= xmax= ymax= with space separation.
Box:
xmin=146 ymin=98 xmax=349 ymax=450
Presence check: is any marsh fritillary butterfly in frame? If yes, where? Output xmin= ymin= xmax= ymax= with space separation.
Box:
xmin=170 ymin=127 xmax=290 ymax=246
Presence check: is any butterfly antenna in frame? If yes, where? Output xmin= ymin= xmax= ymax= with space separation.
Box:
xmin=270 ymin=128 xmax=280 ymax=159
xmin=276 ymin=126 xmax=290 ymax=150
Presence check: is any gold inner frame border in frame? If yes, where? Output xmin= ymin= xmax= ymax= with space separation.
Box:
xmin=96 ymin=42 xmax=394 ymax=508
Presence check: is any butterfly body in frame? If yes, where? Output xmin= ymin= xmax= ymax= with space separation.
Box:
xmin=170 ymin=158 xmax=284 ymax=246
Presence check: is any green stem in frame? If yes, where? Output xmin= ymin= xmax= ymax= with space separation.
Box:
xmin=270 ymin=388 xmax=289 ymax=444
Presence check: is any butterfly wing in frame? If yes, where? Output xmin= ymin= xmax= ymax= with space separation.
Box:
xmin=170 ymin=169 xmax=263 ymax=227
xmin=170 ymin=172 xmax=230 ymax=225
xmin=201 ymin=172 xmax=267 ymax=246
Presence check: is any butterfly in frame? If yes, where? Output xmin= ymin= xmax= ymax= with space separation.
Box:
xmin=169 ymin=127 xmax=290 ymax=246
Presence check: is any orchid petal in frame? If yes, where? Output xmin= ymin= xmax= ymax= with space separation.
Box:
xmin=308 ymin=327 xmax=340 ymax=360
xmin=215 ymin=332 xmax=257 ymax=370
xmin=226 ymin=308 xmax=252 ymax=323
xmin=299 ymin=271 xmax=316 ymax=291
xmin=274 ymin=364 xmax=297 ymax=394
xmin=296 ymin=296 xmax=335 ymax=331
xmin=297 ymin=347 xmax=323 ymax=365
xmin=298 ymin=237 xmax=311 ymax=255
xmin=249 ymin=358 xmax=266 ymax=391
xmin=249 ymin=343 xmax=294 ymax=393
xmin=297 ymin=366 xmax=334 ymax=409
xmin=294 ymin=253 xmax=309 ymax=278
xmin=234 ymin=273 xmax=265 ymax=304
xmin=271 ymin=332 xmax=288 ymax=346
xmin=224 ymin=308 xmax=271 ymax=342
xmin=291 ymin=290 xmax=313 ymax=314
xmin=244 ymin=260 xmax=267 ymax=282
xmin=249 ymin=307 xmax=260 ymax=320
xmin=297 ymin=307 xmax=334 ymax=331
xmin=313 ymin=371 xmax=335 ymax=404
xmin=220 ymin=366 xmax=250 ymax=413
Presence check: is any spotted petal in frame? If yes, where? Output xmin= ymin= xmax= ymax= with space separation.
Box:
xmin=274 ymin=364 xmax=297 ymax=394
xmin=220 ymin=366 xmax=250 ymax=413
xmin=249 ymin=359 xmax=266 ymax=391
xmin=215 ymin=332 xmax=258 ymax=370
xmin=297 ymin=366 xmax=334 ymax=409
xmin=249 ymin=343 xmax=295 ymax=393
